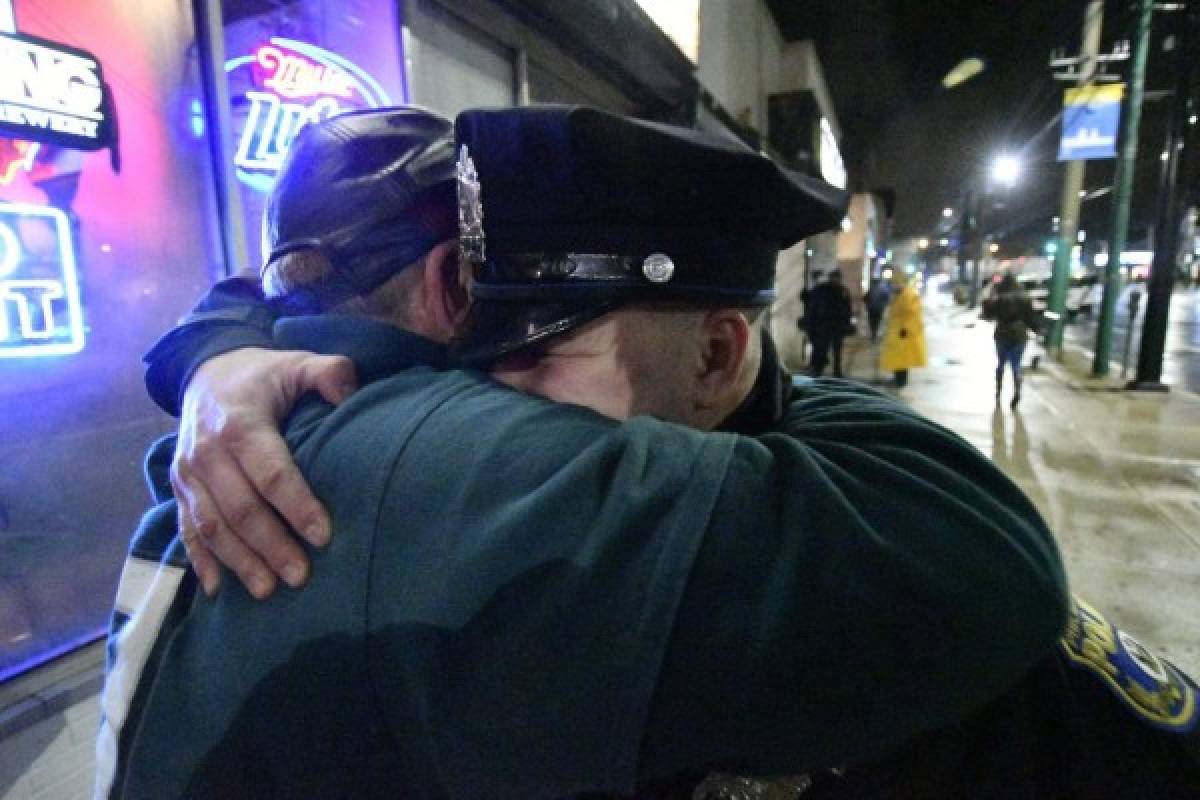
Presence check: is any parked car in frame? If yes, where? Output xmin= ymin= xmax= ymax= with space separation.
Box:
xmin=1016 ymin=273 xmax=1100 ymax=322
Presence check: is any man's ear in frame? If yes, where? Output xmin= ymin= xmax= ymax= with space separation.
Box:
xmin=694 ymin=308 xmax=753 ymax=412
xmin=420 ymin=239 xmax=470 ymax=336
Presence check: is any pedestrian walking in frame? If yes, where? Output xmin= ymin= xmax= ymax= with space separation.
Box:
xmin=879 ymin=275 xmax=927 ymax=387
xmin=803 ymin=269 xmax=854 ymax=377
xmin=865 ymin=279 xmax=889 ymax=343
xmin=981 ymin=271 xmax=1036 ymax=409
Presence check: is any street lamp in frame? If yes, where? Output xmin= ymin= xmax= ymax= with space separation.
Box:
xmin=942 ymin=207 xmax=954 ymax=218
xmin=918 ymin=238 xmax=929 ymax=249
xmin=941 ymin=57 xmax=987 ymax=89
xmin=959 ymin=154 xmax=1021 ymax=308
xmin=990 ymin=154 xmax=1020 ymax=189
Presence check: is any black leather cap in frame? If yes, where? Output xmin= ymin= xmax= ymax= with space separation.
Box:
xmin=263 ymin=107 xmax=457 ymax=310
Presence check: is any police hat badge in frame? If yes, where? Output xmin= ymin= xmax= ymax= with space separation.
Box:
xmin=457 ymin=144 xmax=485 ymax=263
xmin=641 ymin=252 xmax=675 ymax=284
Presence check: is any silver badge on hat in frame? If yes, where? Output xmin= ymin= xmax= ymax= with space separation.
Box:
xmin=457 ymin=145 xmax=486 ymax=263
xmin=642 ymin=253 xmax=675 ymax=283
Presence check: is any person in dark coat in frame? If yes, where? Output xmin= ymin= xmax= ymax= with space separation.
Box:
xmin=803 ymin=269 xmax=854 ymax=377
xmin=864 ymin=279 xmax=889 ymax=343
xmin=982 ymin=272 xmax=1036 ymax=408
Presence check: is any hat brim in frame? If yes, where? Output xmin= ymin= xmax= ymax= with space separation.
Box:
xmin=454 ymin=298 xmax=623 ymax=366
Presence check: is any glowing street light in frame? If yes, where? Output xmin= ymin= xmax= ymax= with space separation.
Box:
xmin=942 ymin=207 xmax=954 ymax=218
xmin=938 ymin=237 xmax=949 ymax=247
xmin=990 ymin=154 xmax=1020 ymax=189
xmin=918 ymin=238 xmax=929 ymax=249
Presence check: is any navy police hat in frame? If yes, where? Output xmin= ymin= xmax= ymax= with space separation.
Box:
xmin=262 ymin=106 xmax=457 ymax=310
xmin=454 ymin=105 xmax=849 ymax=362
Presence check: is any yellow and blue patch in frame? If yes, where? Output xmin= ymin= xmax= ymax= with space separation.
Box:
xmin=1060 ymin=596 xmax=1198 ymax=733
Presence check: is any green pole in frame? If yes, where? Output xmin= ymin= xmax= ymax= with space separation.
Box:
xmin=1094 ymin=0 xmax=1153 ymax=376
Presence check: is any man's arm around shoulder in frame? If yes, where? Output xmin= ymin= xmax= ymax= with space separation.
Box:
xmin=639 ymin=381 xmax=1068 ymax=778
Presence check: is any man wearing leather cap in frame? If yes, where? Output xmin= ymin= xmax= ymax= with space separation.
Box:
xmin=102 ymin=105 xmax=1070 ymax=798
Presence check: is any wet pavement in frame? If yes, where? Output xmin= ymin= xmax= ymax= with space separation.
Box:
xmin=837 ymin=292 xmax=1200 ymax=676
xmin=1066 ymin=285 xmax=1200 ymax=392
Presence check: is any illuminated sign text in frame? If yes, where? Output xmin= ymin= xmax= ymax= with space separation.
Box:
xmin=257 ymin=45 xmax=354 ymax=99
xmin=0 ymin=31 xmax=113 ymax=150
xmin=233 ymin=91 xmax=341 ymax=174
xmin=226 ymin=38 xmax=390 ymax=192
xmin=0 ymin=202 xmax=85 ymax=357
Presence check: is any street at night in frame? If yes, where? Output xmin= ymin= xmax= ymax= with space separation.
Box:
xmin=3 ymin=0 xmax=1200 ymax=796
xmin=1067 ymin=285 xmax=1200 ymax=392
xmin=837 ymin=290 xmax=1200 ymax=678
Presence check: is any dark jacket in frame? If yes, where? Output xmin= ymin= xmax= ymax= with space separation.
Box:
xmin=983 ymin=287 xmax=1036 ymax=345
xmin=864 ymin=284 xmax=889 ymax=316
xmin=803 ymin=281 xmax=854 ymax=338
xmin=106 ymin=280 xmax=1070 ymax=798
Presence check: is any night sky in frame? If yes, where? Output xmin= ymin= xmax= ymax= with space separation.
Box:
xmin=766 ymin=0 xmax=1195 ymax=250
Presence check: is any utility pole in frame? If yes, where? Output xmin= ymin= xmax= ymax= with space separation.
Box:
xmin=957 ymin=189 xmax=976 ymax=303
xmin=1046 ymin=1 xmax=1105 ymax=355
xmin=969 ymin=191 xmax=987 ymax=309
xmin=1132 ymin=0 xmax=1199 ymax=390
xmin=1094 ymin=0 xmax=1154 ymax=376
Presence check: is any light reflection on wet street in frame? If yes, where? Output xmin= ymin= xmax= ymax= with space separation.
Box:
xmin=1067 ymin=286 xmax=1200 ymax=392
xmin=841 ymin=290 xmax=1200 ymax=675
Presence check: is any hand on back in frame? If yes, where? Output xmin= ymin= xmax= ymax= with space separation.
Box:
xmin=172 ymin=348 xmax=357 ymax=597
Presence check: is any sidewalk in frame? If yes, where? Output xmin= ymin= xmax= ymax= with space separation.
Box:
xmin=836 ymin=295 xmax=1200 ymax=676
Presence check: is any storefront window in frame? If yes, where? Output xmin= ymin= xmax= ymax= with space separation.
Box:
xmin=221 ymin=0 xmax=407 ymax=270
xmin=1 ymin=1 xmax=223 ymax=680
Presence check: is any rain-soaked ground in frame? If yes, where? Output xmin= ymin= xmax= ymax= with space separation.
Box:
xmin=837 ymin=290 xmax=1200 ymax=677
xmin=1066 ymin=285 xmax=1200 ymax=393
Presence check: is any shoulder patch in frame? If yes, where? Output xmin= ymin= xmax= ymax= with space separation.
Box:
xmin=1060 ymin=596 xmax=1199 ymax=733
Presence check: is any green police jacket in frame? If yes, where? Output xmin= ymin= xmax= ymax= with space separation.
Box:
xmin=103 ymin=310 xmax=1067 ymax=798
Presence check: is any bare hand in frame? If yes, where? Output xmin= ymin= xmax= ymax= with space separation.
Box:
xmin=171 ymin=348 xmax=358 ymax=598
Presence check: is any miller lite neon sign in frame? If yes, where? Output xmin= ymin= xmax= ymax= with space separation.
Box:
xmin=0 ymin=201 xmax=85 ymax=357
xmin=226 ymin=38 xmax=390 ymax=191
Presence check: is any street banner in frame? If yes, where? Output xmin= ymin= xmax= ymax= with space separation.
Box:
xmin=1058 ymin=83 xmax=1123 ymax=161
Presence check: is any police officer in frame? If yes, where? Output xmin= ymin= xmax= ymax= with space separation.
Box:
xmin=109 ymin=106 xmax=1069 ymax=798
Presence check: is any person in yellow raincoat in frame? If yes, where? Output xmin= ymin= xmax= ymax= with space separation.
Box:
xmin=879 ymin=276 xmax=927 ymax=387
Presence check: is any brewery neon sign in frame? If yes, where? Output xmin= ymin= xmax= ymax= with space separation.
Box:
xmin=226 ymin=38 xmax=390 ymax=191
xmin=0 ymin=30 xmax=115 ymax=150
xmin=0 ymin=202 xmax=85 ymax=357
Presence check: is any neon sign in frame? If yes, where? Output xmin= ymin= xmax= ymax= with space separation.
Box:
xmin=0 ymin=137 xmax=38 ymax=185
xmin=0 ymin=31 xmax=115 ymax=150
xmin=0 ymin=202 xmax=85 ymax=357
xmin=226 ymin=38 xmax=390 ymax=192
